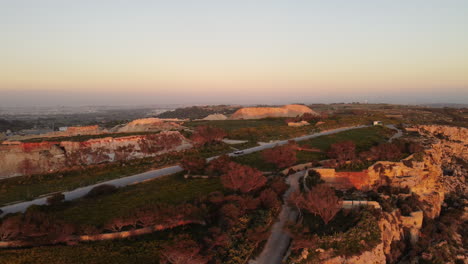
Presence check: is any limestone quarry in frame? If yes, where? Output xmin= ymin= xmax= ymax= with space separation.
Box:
xmin=0 ymin=131 xmax=191 ymax=179
xmin=229 ymin=104 xmax=318 ymax=120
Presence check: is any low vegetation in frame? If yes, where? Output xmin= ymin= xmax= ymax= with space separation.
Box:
xmin=233 ymin=126 xmax=394 ymax=171
xmin=0 ymin=159 xmax=287 ymax=264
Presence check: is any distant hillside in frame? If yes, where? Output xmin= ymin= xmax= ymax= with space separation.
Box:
xmin=157 ymin=105 xmax=240 ymax=120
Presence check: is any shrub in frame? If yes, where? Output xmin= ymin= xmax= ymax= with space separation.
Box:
xmin=301 ymin=170 xmax=324 ymax=191
xmin=180 ymin=156 xmax=207 ymax=175
xmin=205 ymin=155 xmax=231 ymax=176
xmin=270 ymin=176 xmax=288 ymax=196
xmin=191 ymin=126 xmax=227 ymax=146
xmin=85 ymin=184 xmax=117 ymax=198
xmin=262 ymin=144 xmax=297 ymax=169
xmin=327 ymin=141 xmax=356 ymax=164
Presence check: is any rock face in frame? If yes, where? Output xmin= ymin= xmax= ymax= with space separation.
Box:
xmin=323 ymin=243 xmax=386 ymax=264
xmin=229 ymin=104 xmax=318 ymax=120
xmin=417 ymin=125 xmax=468 ymax=142
xmin=0 ymin=131 xmax=191 ymax=179
xmin=113 ymin=118 xmax=181 ymax=133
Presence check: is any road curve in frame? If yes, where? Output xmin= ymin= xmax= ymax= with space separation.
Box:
xmin=253 ymin=171 xmax=303 ymax=264
xmin=0 ymin=125 xmax=368 ymax=217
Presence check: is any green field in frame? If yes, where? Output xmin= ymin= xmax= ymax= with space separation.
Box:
xmin=0 ymin=143 xmax=231 ymax=206
xmin=186 ymin=118 xmax=319 ymax=142
xmin=35 ymin=173 xmax=222 ymax=227
xmin=19 ymin=131 xmax=166 ymax=143
xmin=299 ymin=125 xmax=394 ymax=153
xmin=233 ymin=126 xmax=394 ymax=170
xmin=184 ymin=118 xmax=288 ymax=131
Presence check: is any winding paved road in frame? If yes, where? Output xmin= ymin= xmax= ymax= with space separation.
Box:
xmin=1 ymin=125 xmax=368 ymax=217
xmin=253 ymin=171 xmax=303 ymax=264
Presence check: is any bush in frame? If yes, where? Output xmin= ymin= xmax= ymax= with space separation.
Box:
xmin=85 ymin=184 xmax=117 ymax=198
xmin=46 ymin=193 xmax=65 ymax=205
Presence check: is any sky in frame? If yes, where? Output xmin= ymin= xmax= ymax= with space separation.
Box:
xmin=1 ymin=0 xmax=467 ymax=106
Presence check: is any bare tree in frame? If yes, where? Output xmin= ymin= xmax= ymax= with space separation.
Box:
xmin=289 ymin=184 xmax=342 ymax=224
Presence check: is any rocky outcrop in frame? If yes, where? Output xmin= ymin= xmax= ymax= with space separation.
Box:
xmin=323 ymin=244 xmax=386 ymax=264
xmin=417 ymin=125 xmax=468 ymax=196
xmin=417 ymin=125 xmax=468 ymax=143
xmin=113 ymin=118 xmax=181 ymax=133
xmin=229 ymin=104 xmax=318 ymax=120
xmin=202 ymin=114 xmax=228 ymax=120
xmin=0 ymin=131 xmax=191 ymax=179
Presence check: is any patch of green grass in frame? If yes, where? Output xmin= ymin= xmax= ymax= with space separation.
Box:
xmin=0 ymin=158 xmax=157 ymax=205
xmin=184 ymin=118 xmax=288 ymax=131
xmin=38 ymin=173 xmax=222 ymax=227
xmin=232 ymin=151 xmax=277 ymax=171
xmin=19 ymin=131 xmax=165 ymax=143
xmin=233 ymin=126 xmax=393 ymax=171
xmin=300 ymin=126 xmax=394 ymax=153
xmin=186 ymin=118 xmax=320 ymax=142
xmin=0 ymin=143 xmax=231 ymax=206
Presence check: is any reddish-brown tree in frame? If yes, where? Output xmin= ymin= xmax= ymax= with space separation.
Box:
xmin=289 ymin=184 xmax=342 ymax=224
xmin=259 ymin=188 xmax=281 ymax=211
xmin=262 ymin=144 xmax=297 ymax=169
xmin=204 ymin=227 xmax=230 ymax=250
xmin=301 ymin=113 xmax=320 ymax=122
xmin=191 ymin=126 xmax=227 ymax=146
xmin=327 ymin=141 xmax=356 ymax=164
xmin=224 ymin=194 xmax=260 ymax=211
xmin=205 ymin=154 xmax=231 ymax=176
xmin=180 ymin=156 xmax=207 ymax=175
xmin=360 ymin=143 xmax=402 ymax=162
xmin=161 ymin=235 xmax=208 ymax=264
xmin=219 ymin=203 xmax=242 ymax=226
xmin=221 ymin=162 xmax=266 ymax=193
xmin=270 ymin=176 xmax=288 ymax=195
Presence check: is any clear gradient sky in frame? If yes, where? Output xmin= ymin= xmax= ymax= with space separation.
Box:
xmin=1 ymin=0 xmax=467 ymax=106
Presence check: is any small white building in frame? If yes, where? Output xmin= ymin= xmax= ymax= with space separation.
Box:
xmin=59 ymin=127 xmax=68 ymax=132
xmin=373 ymin=121 xmax=383 ymax=126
